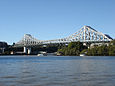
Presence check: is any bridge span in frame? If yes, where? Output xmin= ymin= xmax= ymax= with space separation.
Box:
xmin=14 ymin=26 xmax=113 ymax=54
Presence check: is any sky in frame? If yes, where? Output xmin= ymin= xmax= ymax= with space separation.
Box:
xmin=0 ymin=0 xmax=115 ymax=44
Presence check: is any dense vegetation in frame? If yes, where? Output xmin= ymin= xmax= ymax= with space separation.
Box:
xmin=84 ymin=40 xmax=115 ymax=56
xmin=31 ymin=44 xmax=61 ymax=54
xmin=58 ymin=40 xmax=115 ymax=56
xmin=1 ymin=44 xmax=63 ymax=55
xmin=58 ymin=42 xmax=87 ymax=56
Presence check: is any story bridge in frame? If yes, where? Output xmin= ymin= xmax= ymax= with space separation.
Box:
xmin=14 ymin=26 xmax=113 ymax=54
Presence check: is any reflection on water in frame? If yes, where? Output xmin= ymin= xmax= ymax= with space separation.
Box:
xmin=0 ymin=56 xmax=115 ymax=86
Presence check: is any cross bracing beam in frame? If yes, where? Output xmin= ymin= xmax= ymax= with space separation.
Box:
xmin=14 ymin=26 xmax=113 ymax=47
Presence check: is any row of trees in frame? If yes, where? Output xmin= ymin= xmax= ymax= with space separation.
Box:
xmin=84 ymin=40 xmax=115 ymax=56
xmin=58 ymin=40 xmax=115 ymax=56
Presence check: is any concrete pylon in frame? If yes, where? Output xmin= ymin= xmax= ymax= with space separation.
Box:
xmin=27 ymin=48 xmax=31 ymax=54
xmin=24 ymin=47 xmax=27 ymax=53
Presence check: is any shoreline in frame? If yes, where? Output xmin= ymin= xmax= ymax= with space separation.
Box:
xmin=0 ymin=55 xmax=115 ymax=57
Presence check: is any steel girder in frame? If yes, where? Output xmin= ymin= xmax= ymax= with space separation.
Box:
xmin=14 ymin=26 xmax=113 ymax=47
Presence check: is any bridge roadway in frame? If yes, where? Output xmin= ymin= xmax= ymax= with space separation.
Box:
xmin=13 ymin=26 xmax=113 ymax=54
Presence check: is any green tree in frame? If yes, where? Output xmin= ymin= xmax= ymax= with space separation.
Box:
xmin=57 ymin=42 xmax=87 ymax=56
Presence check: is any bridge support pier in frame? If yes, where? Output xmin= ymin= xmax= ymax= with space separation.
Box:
xmin=27 ymin=48 xmax=31 ymax=54
xmin=23 ymin=47 xmax=31 ymax=54
xmin=24 ymin=47 xmax=27 ymax=53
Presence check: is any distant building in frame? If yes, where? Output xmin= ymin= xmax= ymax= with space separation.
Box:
xmin=0 ymin=41 xmax=8 ymax=54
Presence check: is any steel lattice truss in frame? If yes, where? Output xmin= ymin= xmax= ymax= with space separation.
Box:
xmin=14 ymin=26 xmax=113 ymax=47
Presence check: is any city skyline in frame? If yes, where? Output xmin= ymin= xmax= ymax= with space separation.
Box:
xmin=0 ymin=0 xmax=115 ymax=44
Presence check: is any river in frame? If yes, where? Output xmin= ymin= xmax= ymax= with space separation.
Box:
xmin=0 ymin=56 xmax=115 ymax=86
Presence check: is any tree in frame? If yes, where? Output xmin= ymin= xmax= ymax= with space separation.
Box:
xmin=57 ymin=42 xmax=87 ymax=56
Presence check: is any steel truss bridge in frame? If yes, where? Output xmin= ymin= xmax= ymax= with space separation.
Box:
xmin=14 ymin=26 xmax=113 ymax=54
xmin=14 ymin=26 xmax=113 ymax=47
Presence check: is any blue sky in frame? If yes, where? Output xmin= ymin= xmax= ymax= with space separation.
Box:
xmin=0 ymin=0 xmax=115 ymax=44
